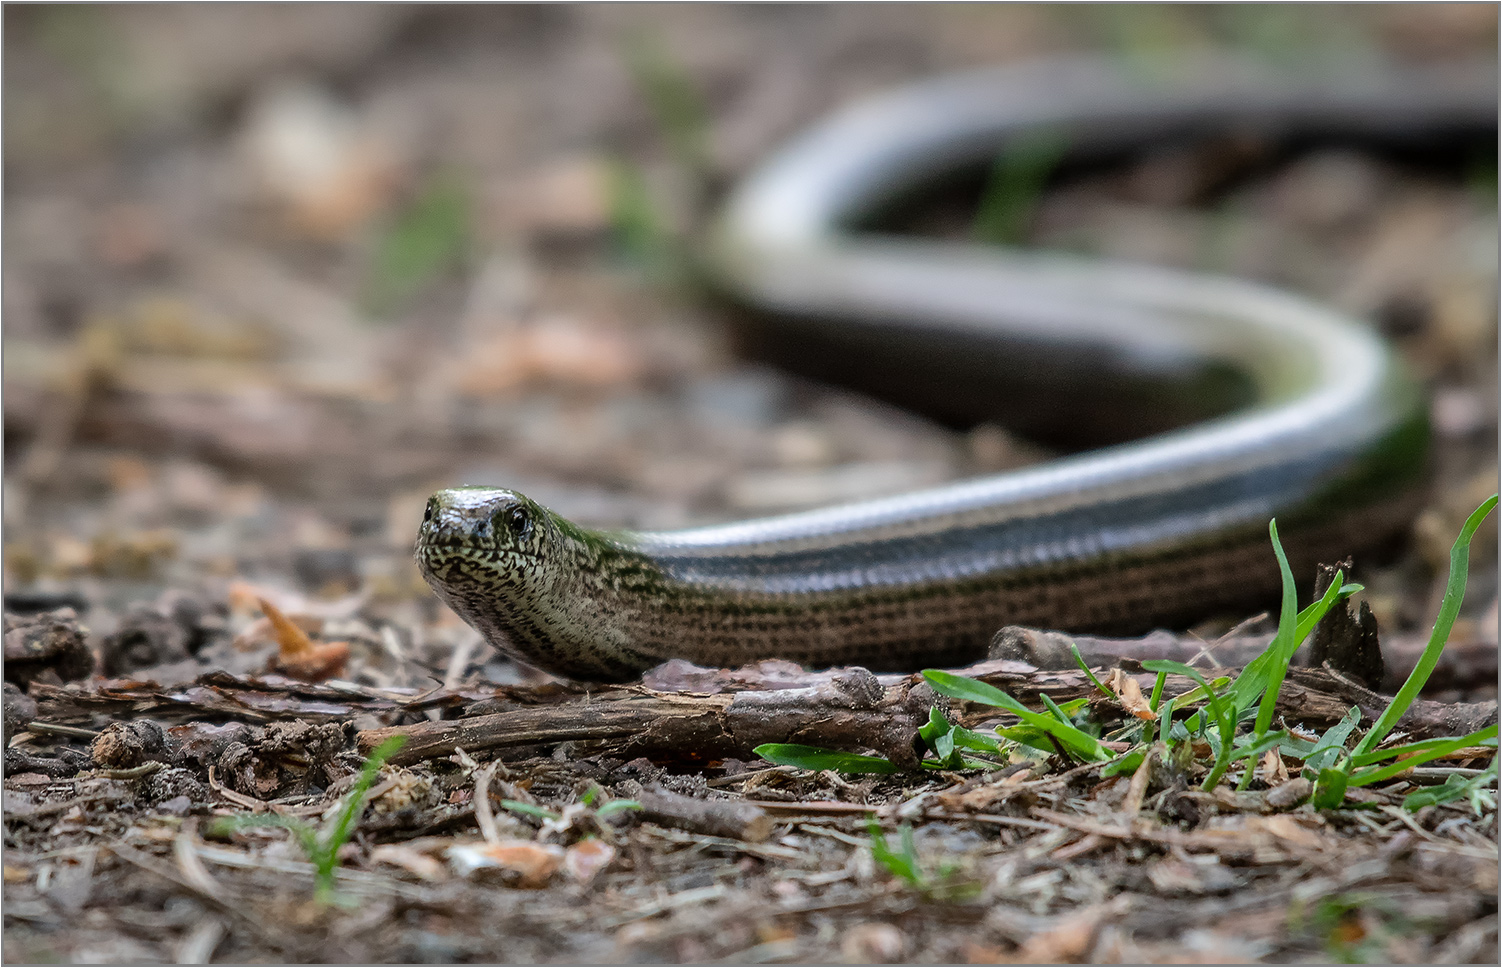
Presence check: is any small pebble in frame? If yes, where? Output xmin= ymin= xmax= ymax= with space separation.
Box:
xmin=840 ymin=922 xmax=905 ymax=963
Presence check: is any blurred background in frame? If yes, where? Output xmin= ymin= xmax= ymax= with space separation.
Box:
xmin=3 ymin=4 xmax=1497 ymax=685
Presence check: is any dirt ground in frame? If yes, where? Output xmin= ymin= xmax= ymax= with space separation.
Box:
xmin=3 ymin=5 xmax=1499 ymax=963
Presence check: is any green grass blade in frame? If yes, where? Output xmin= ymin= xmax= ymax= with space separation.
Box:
xmin=1402 ymin=754 xmax=1498 ymax=812
xmin=1312 ymin=765 xmax=1350 ymax=808
xmin=1252 ymin=520 xmax=1300 ymax=735
xmin=951 ymin=724 xmax=1004 ymax=754
xmin=1402 ymin=773 xmax=1471 ymax=811
xmin=1353 ymin=495 xmax=1498 ymax=757
xmin=973 ymin=131 xmax=1069 ymax=245
xmin=868 ymin=821 xmax=923 ymax=886
xmin=1102 ymin=749 xmax=1146 ymax=778
xmin=1351 ymin=732 xmax=1499 ymax=768
xmin=363 ymin=174 xmax=470 ymax=317
xmin=1141 ymin=660 xmax=1231 ymax=730
xmin=1277 ymin=733 xmax=1319 ymax=759
xmin=924 ymin=671 xmax=1110 ymax=762
xmin=922 ymin=669 xmax=1030 ymax=712
xmin=994 ymin=725 xmax=1062 ymax=754
xmin=624 ymin=33 xmax=712 ymax=181
xmin=918 ymin=706 xmax=953 ymax=747
xmin=1304 ymin=707 xmax=1362 ymax=773
xmin=595 ymin=800 xmax=642 ymax=818
xmin=212 ymin=737 xmax=404 ymax=905
xmin=1039 ymin=693 xmax=1075 ymax=726
xmin=1228 ymin=730 xmax=1289 ymax=763
xmin=607 ymin=158 xmax=676 ymax=271
xmin=1230 ymin=565 xmax=1349 ymax=718
xmin=1349 ymin=725 xmax=1499 ymax=787
xmin=1294 ymin=580 xmax=1361 ymax=644
xmin=1070 ymin=643 xmax=1114 ymax=697
xmin=1141 ymin=663 xmax=1236 ymax=778
xmin=754 ymin=743 xmax=902 ymax=774
xmin=500 ymin=799 xmax=560 ymax=820
xmin=322 ymin=736 xmax=406 ymax=858
xmin=1148 ymin=670 xmax=1167 ymax=713
xmin=1055 ymin=698 xmax=1090 ymax=717
xmin=932 ymin=728 xmax=957 ymax=765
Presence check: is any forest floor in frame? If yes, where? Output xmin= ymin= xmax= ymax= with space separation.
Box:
xmin=3 ymin=6 xmax=1498 ymax=963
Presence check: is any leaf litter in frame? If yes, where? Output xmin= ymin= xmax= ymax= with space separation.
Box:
xmin=4 ymin=6 xmax=1498 ymax=963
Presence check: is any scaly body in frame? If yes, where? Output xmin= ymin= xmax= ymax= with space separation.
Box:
xmin=416 ymin=55 xmax=1492 ymax=682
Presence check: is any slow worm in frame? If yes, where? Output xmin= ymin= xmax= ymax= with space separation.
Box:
xmin=417 ymin=55 xmax=1494 ymax=681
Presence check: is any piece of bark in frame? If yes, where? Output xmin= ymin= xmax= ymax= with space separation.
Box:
xmin=1307 ymin=560 xmax=1384 ymax=689
xmin=634 ymin=784 xmax=774 ymax=842
xmin=28 ymin=670 xmax=433 ymax=725
xmin=4 ymin=608 xmax=95 ymax=686
xmin=3 ymin=681 xmax=38 ymax=742
xmin=990 ymin=625 xmax=1496 ymax=694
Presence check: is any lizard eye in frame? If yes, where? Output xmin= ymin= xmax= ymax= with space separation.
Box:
xmin=508 ymin=505 xmax=533 ymax=542
xmin=495 ymin=504 xmax=532 ymax=543
xmin=423 ymin=499 xmax=435 ymax=525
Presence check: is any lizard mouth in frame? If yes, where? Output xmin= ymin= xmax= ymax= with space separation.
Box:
xmin=415 ymin=538 xmax=544 ymax=564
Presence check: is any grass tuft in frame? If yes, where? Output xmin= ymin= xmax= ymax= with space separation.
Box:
xmin=866 ymin=820 xmax=977 ymax=900
xmin=210 ymin=736 xmax=406 ymax=906
xmin=363 ymin=173 xmax=470 ymax=318
xmin=973 ymin=131 xmax=1069 ymax=246
xmin=753 ymin=496 xmax=1499 ymax=814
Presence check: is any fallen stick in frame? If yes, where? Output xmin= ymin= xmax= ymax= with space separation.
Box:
xmin=361 ymin=667 xmax=935 ymax=767
xmin=357 ymin=659 xmax=1497 ymax=766
xmin=634 ymin=785 xmax=774 ymax=843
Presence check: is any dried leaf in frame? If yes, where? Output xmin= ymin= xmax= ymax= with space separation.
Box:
xmin=1261 ymin=747 xmax=1290 ymax=785
xmin=258 ymin=598 xmax=314 ymax=659
xmin=232 ymin=614 xmax=322 ymax=652
xmin=1248 ymin=814 xmax=1325 ymax=849
xmin=1332 ymin=912 xmax=1368 ymax=946
xmin=1107 ymin=668 xmax=1155 ymax=720
xmin=563 ymin=838 xmax=615 ymax=886
xmin=451 ymin=316 xmax=644 ymax=397
xmin=259 ymin=598 xmax=348 ymax=682
xmin=1122 ymin=745 xmax=1154 ymax=816
xmin=961 ymin=941 xmax=1005 ymax=964
xmin=1017 ymin=905 xmax=1106 ymax=962
xmin=1145 ymin=857 xmax=1204 ymax=893
xmin=369 ymin=844 xmax=447 ymax=881
xmin=447 ymin=840 xmax=563 ymax=887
